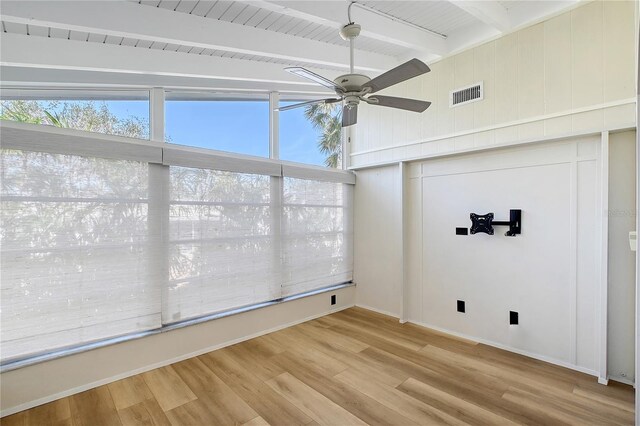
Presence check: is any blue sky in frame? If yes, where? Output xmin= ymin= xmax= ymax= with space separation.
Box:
xmin=106 ymin=100 xmax=326 ymax=167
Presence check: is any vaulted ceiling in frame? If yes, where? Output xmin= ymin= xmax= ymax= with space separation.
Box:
xmin=1 ymin=0 xmax=578 ymax=94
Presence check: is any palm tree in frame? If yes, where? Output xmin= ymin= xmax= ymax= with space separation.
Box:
xmin=1 ymin=100 xmax=148 ymax=139
xmin=304 ymin=103 xmax=342 ymax=168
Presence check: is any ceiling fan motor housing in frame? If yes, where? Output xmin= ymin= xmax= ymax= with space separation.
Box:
xmin=334 ymin=74 xmax=371 ymax=92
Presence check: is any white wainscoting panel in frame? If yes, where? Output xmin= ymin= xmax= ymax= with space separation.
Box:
xmin=406 ymin=136 xmax=602 ymax=374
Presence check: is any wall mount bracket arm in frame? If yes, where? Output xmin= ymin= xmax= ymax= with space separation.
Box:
xmin=470 ymin=209 xmax=521 ymax=237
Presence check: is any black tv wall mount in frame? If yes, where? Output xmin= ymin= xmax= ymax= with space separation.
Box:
xmin=470 ymin=209 xmax=521 ymax=237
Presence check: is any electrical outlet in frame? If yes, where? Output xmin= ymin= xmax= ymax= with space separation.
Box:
xmin=456 ymin=227 xmax=469 ymax=235
xmin=510 ymin=311 xmax=519 ymax=325
xmin=331 ymin=295 xmax=336 ymax=305
xmin=457 ymin=300 xmax=465 ymax=313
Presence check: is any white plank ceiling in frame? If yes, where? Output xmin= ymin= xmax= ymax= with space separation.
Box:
xmin=0 ymin=0 xmax=581 ymax=91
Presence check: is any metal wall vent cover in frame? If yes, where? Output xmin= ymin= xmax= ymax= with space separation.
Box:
xmin=450 ymin=82 xmax=483 ymax=108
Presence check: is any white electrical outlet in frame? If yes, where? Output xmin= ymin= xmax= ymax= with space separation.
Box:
xmin=629 ymin=231 xmax=636 ymax=251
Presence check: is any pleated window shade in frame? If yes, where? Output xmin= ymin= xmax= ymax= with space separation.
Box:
xmin=0 ymin=133 xmax=354 ymax=363
xmin=281 ymin=178 xmax=353 ymax=297
xmin=165 ymin=166 xmax=280 ymax=323
xmin=0 ymin=149 xmax=161 ymax=362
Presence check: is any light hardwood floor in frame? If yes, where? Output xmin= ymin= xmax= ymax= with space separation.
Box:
xmin=2 ymin=307 xmax=635 ymax=425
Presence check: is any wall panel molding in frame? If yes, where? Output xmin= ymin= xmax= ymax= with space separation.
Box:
xmin=403 ymin=136 xmax=605 ymax=376
xmin=349 ymin=99 xmax=635 ymax=169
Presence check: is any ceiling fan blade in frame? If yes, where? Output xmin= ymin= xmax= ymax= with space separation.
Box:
xmin=362 ymin=59 xmax=430 ymax=94
xmin=368 ymin=95 xmax=431 ymax=113
xmin=285 ymin=67 xmax=344 ymax=92
xmin=276 ymin=98 xmax=341 ymax=111
xmin=342 ymin=105 xmax=358 ymax=127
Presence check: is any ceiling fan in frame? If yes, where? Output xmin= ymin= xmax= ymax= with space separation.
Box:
xmin=277 ymin=15 xmax=432 ymax=127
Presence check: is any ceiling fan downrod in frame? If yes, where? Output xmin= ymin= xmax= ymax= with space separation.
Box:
xmin=340 ymin=23 xmax=360 ymax=74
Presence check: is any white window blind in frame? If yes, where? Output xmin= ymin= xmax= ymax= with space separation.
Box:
xmin=0 ymin=149 xmax=161 ymax=362
xmin=281 ymin=178 xmax=353 ymax=296
xmin=165 ymin=166 xmax=280 ymax=323
xmin=0 ymin=125 xmax=355 ymax=365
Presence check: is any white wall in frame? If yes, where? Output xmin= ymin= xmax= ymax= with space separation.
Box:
xmin=608 ymin=130 xmax=637 ymax=383
xmin=352 ymin=0 xmax=637 ymax=380
xmin=0 ymin=286 xmax=355 ymax=416
xmin=353 ymin=165 xmax=402 ymax=316
xmin=405 ymin=137 xmax=602 ymax=374
xmin=352 ymin=0 xmax=637 ymax=169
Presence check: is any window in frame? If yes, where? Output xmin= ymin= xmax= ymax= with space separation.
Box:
xmin=0 ymin=89 xmax=150 ymax=139
xmin=165 ymin=92 xmax=269 ymax=157
xmin=282 ymin=178 xmax=353 ymax=296
xmin=166 ymin=167 xmax=278 ymax=322
xmin=0 ymin=92 xmax=355 ymax=366
xmin=279 ymin=100 xmax=343 ymax=168
xmin=0 ymin=149 xmax=160 ymax=361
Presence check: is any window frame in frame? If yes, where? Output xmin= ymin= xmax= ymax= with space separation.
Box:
xmin=0 ymin=86 xmax=348 ymax=169
xmin=0 ymin=85 xmax=354 ymax=372
xmin=0 ymin=87 xmax=152 ymax=140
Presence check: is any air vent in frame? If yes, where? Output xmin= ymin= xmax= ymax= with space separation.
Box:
xmin=450 ymin=82 xmax=483 ymax=108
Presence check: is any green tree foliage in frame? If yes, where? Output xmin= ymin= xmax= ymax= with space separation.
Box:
xmin=304 ymin=102 xmax=342 ymax=169
xmin=0 ymin=100 xmax=149 ymax=139
xmin=0 ymin=100 xmax=44 ymax=124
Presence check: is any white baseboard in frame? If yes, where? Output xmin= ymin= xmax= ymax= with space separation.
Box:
xmin=0 ymin=303 xmax=355 ymax=418
xmin=355 ymin=303 xmax=400 ymax=319
xmin=328 ymin=303 xmax=601 ymax=378
xmin=598 ymin=377 xmax=609 ymax=385
xmin=351 ymin=304 xmax=600 ymax=376
xmin=608 ymin=375 xmax=635 ymax=386
xmin=406 ymin=318 xmax=599 ymax=378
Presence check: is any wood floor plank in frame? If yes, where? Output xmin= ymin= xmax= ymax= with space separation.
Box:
xmin=141 ymin=366 xmax=196 ymax=412
xmin=295 ymin=321 xmax=370 ymax=353
xmin=266 ymin=330 xmax=349 ymax=377
xmin=164 ymin=399 xmax=219 ymax=426
xmin=69 ymin=386 xmax=122 ymax=426
xmin=421 ymin=344 xmax=576 ymax=395
xmin=117 ymin=398 xmax=170 ymax=426
xmin=334 ymin=368 xmax=469 ymax=426
xmin=118 ymin=404 xmax=154 ymax=426
xmin=504 ymin=386 xmax=634 ymax=425
xmin=7 ymin=308 xmax=635 ymax=426
xmin=332 ymin=309 xmax=434 ymax=346
xmin=344 ymin=331 xmax=510 ymax=400
xmin=573 ymin=384 xmax=636 ymax=410
xmin=333 ymin=308 xmax=480 ymax=352
xmin=23 ymin=398 xmax=72 ymax=426
xmin=365 ymin=346 xmax=575 ymax=425
xmin=265 ymin=372 xmax=368 ymax=426
xmin=322 ymin=313 xmax=426 ymax=351
xmin=397 ymin=378 xmax=517 ymax=426
xmin=0 ymin=411 xmax=27 ymax=426
xmin=578 ymin=380 xmax=635 ymax=402
xmin=502 ymin=387 xmax=585 ymax=426
xmin=284 ymin=324 xmax=408 ymax=388
xmin=108 ymin=375 xmax=154 ymax=411
xmin=270 ymin=350 xmax=419 ymax=426
xmin=420 ymin=343 xmax=632 ymax=423
xmin=224 ymin=339 xmax=286 ymax=381
xmin=341 ymin=308 xmax=589 ymax=388
xmin=251 ymin=334 xmax=287 ymax=355
xmin=241 ymin=416 xmax=271 ymax=426
xmin=198 ymin=349 xmax=314 ymax=426
xmin=171 ymin=357 xmax=257 ymax=425
xmin=466 ymin=342 xmax=595 ymax=388
xmin=0 ymin=410 xmax=75 ymax=426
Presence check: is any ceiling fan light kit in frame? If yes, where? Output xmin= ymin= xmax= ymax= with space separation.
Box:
xmin=277 ymin=9 xmax=432 ymax=127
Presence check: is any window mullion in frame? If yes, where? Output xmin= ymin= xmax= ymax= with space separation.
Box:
xmin=149 ymin=87 xmax=171 ymax=324
xmin=269 ymin=91 xmax=280 ymax=160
